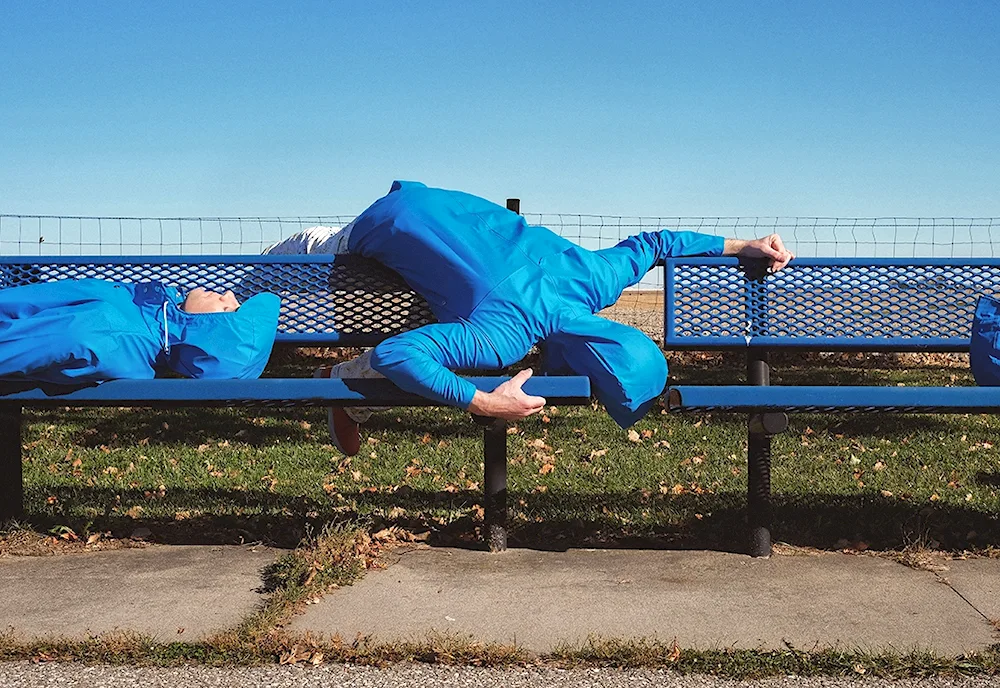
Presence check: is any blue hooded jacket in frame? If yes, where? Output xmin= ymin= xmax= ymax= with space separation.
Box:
xmin=0 ymin=278 xmax=281 ymax=384
xmin=349 ymin=181 xmax=724 ymax=427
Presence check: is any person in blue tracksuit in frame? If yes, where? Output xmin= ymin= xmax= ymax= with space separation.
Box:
xmin=268 ymin=181 xmax=793 ymax=454
xmin=0 ymin=278 xmax=281 ymax=384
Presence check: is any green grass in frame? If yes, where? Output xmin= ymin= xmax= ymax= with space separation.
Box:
xmin=13 ymin=351 xmax=1000 ymax=554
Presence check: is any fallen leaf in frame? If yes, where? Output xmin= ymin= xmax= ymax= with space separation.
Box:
xmin=627 ymin=430 xmax=641 ymax=443
xmin=539 ymin=463 xmax=555 ymax=475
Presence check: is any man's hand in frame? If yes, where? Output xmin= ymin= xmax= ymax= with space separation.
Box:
xmin=467 ymin=368 xmax=546 ymax=420
xmin=723 ymin=234 xmax=794 ymax=272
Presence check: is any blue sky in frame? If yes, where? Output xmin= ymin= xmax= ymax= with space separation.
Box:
xmin=1 ymin=1 xmax=997 ymax=218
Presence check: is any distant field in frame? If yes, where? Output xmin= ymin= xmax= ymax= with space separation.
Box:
xmin=602 ymin=290 xmax=663 ymax=340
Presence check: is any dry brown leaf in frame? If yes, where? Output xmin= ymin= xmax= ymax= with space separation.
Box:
xmin=627 ymin=429 xmax=641 ymax=443
xmin=539 ymin=463 xmax=555 ymax=475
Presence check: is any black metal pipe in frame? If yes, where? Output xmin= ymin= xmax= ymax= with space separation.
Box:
xmin=483 ymin=418 xmax=508 ymax=552
xmin=747 ymin=348 xmax=773 ymax=557
xmin=0 ymin=407 xmax=24 ymax=522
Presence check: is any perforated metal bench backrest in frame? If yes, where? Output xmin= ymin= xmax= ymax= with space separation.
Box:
xmin=665 ymin=257 xmax=1000 ymax=351
xmin=0 ymin=256 xmax=435 ymax=346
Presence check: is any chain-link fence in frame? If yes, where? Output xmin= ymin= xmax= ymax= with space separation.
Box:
xmin=3 ymin=211 xmax=997 ymax=341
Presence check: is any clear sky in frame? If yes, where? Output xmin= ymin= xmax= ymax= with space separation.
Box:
xmin=1 ymin=1 xmax=997 ymax=218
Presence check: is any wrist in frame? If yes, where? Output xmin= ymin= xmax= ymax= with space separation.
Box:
xmin=467 ymin=390 xmax=494 ymax=416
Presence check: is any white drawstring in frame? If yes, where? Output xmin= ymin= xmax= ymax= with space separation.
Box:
xmin=162 ymin=301 xmax=171 ymax=355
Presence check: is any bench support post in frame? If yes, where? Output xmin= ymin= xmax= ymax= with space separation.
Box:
xmin=747 ymin=349 xmax=772 ymax=557
xmin=0 ymin=407 xmax=24 ymax=522
xmin=483 ymin=418 xmax=508 ymax=552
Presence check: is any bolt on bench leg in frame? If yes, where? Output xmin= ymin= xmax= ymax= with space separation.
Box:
xmin=483 ymin=418 xmax=508 ymax=552
xmin=0 ymin=407 xmax=24 ymax=522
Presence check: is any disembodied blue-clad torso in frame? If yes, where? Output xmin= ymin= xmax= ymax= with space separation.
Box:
xmin=348 ymin=181 xmax=725 ymax=428
xmin=0 ymin=278 xmax=280 ymax=384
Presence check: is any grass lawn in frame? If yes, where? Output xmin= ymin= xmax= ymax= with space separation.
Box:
xmin=10 ymin=349 xmax=1000 ymax=556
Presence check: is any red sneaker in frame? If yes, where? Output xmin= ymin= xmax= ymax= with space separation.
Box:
xmin=313 ymin=366 xmax=360 ymax=456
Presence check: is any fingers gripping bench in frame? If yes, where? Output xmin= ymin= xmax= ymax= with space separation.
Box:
xmin=662 ymin=257 xmax=1000 ymax=557
xmin=0 ymin=255 xmax=591 ymax=551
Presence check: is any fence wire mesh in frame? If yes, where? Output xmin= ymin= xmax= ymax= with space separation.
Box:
xmin=3 ymin=212 xmax=998 ymax=342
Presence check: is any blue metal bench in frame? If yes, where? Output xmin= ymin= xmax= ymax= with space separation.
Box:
xmin=662 ymin=256 xmax=1000 ymax=556
xmin=0 ymin=255 xmax=591 ymax=551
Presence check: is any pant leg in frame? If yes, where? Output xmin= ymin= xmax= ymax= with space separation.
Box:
xmin=262 ymin=220 xmax=356 ymax=255
xmin=319 ymin=349 xmax=384 ymax=423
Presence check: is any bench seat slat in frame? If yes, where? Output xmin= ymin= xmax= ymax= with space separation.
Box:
xmin=667 ymin=385 xmax=1000 ymax=413
xmin=0 ymin=377 xmax=590 ymax=408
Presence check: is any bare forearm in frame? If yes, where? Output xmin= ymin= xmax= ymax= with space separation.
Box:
xmin=723 ymin=238 xmax=749 ymax=256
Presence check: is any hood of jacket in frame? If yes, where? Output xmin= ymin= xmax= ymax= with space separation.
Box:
xmin=131 ymin=280 xmax=281 ymax=380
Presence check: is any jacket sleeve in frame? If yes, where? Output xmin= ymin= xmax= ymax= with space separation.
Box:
xmin=370 ymin=322 xmax=502 ymax=408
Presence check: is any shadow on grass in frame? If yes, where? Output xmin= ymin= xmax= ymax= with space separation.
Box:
xmin=975 ymin=471 xmax=1000 ymax=488
xmin=27 ymin=405 xmax=485 ymax=449
xmin=22 ymin=484 xmax=1000 ymax=555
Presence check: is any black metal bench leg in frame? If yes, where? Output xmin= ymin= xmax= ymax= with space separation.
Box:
xmin=747 ymin=348 xmax=772 ymax=557
xmin=747 ymin=424 xmax=772 ymax=557
xmin=0 ymin=407 xmax=24 ymax=522
xmin=483 ymin=418 xmax=508 ymax=552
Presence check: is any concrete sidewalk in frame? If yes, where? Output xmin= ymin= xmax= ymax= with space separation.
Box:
xmin=1 ymin=544 xmax=998 ymax=654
